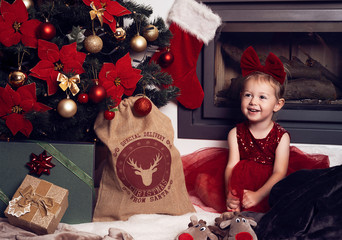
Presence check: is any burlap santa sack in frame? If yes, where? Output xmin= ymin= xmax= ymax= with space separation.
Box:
xmin=93 ymin=95 xmax=195 ymax=221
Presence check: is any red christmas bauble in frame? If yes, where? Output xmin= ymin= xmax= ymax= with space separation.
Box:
xmin=104 ymin=110 xmax=115 ymax=120
xmin=158 ymin=51 xmax=174 ymax=68
xmin=89 ymin=85 xmax=106 ymax=103
xmin=77 ymin=93 xmax=89 ymax=103
xmin=37 ymin=22 xmax=56 ymax=40
xmin=133 ymin=97 xmax=152 ymax=116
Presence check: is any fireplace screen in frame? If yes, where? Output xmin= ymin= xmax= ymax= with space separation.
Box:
xmin=178 ymin=1 xmax=342 ymax=145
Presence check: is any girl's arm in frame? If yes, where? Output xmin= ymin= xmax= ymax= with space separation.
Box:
xmin=225 ymin=127 xmax=241 ymax=210
xmin=242 ymin=132 xmax=290 ymax=208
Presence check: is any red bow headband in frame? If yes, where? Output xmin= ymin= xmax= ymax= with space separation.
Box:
xmin=240 ymin=46 xmax=286 ymax=85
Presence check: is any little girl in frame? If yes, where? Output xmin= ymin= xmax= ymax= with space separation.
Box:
xmin=181 ymin=46 xmax=329 ymax=214
xmin=225 ymin=46 xmax=289 ymax=212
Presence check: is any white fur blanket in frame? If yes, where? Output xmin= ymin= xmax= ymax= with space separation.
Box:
xmin=0 ymin=206 xmax=219 ymax=240
xmin=71 ymin=205 xmax=219 ymax=240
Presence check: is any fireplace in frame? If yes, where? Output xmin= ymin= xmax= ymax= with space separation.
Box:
xmin=178 ymin=0 xmax=342 ymax=145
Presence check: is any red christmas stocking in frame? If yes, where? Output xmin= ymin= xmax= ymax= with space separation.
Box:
xmin=151 ymin=0 xmax=221 ymax=109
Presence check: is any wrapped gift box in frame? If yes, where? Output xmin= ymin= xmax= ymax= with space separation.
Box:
xmin=5 ymin=175 xmax=68 ymax=235
xmin=0 ymin=141 xmax=94 ymax=224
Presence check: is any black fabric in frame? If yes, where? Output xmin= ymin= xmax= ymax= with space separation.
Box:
xmin=255 ymin=165 xmax=342 ymax=240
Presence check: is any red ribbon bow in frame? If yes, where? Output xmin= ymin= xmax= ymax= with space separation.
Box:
xmin=27 ymin=151 xmax=55 ymax=176
xmin=240 ymin=46 xmax=286 ymax=85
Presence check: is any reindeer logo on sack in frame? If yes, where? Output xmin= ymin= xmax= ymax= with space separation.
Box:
xmin=116 ymin=137 xmax=172 ymax=203
xmin=127 ymin=153 xmax=162 ymax=186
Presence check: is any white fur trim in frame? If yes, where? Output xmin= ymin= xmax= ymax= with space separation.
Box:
xmin=167 ymin=0 xmax=221 ymax=45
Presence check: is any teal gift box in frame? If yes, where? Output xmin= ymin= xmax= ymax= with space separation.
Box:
xmin=0 ymin=141 xmax=95 ymax=224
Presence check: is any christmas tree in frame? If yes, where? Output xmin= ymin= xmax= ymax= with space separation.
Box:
xmin=0 ymin=0 xmax=178 ymax=142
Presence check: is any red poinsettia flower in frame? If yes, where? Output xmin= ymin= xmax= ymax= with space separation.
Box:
xmin=0 ymin=83 xmax=52 ymax=137
xmin=99 ymin=53 xmax=142 ymax=106
xmin=0 ymin=0 xmax=42 ymax=48
xmin=30 ymin=40 xmax=86 ymax=95
xmin=83 ymin=0 xmax=131 ymax=32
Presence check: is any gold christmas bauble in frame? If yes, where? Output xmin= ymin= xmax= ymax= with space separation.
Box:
xmin=84 ymin=35 xmax=103 ymax=53
xmin=143 ymin=24 xmax=159 ymax=42
xmin=57 ymin=98 xmax=77 ymax=118
xmin=130 ymin=35 xmax=147 ymax=52
xmin=9 ymin=70 xmax=27 ymax=88
xmin=114 ymin=27 xmax=126 ymax=41
xmin=23 ymin=0 xmax=34 ymax=9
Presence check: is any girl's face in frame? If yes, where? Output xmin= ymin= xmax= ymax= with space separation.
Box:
xmin=241 ymin=77 xmax=284 ymax=124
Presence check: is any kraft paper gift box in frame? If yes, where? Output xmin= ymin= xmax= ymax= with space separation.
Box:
xmin=5 ymin=175 xmax=68 ymax=235
xmin=0 ymin=141 xmax=94 ymax=223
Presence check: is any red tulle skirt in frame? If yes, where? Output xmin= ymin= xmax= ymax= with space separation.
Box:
xmin=181 ymin=146 xmax=330 ymax=213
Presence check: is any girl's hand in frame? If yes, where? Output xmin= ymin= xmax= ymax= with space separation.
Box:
xmin=242 ymin=190 xmax=262 ymax=209
xmin=226 ymin=189 xmax=241 ymax=212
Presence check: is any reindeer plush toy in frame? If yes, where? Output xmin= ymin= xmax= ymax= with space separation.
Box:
xmin=175 ymin=215 xmax=218 ymax=240
xmin=218 ymin=212 xmax=258 ymax=240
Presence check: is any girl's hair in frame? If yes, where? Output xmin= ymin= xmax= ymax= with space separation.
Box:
xmin=243 ymin=72 xmax=287 ymax=100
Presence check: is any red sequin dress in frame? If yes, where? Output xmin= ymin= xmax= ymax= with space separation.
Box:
xmin=229 ymin=121 xmax=288 ymax=212
xmin=182 ymin=121 xmax=330 ymax=213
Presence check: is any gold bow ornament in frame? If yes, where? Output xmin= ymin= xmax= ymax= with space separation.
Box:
xmin=89 ymin=1 xmax=105 ymax=26
xmin=7 ymin=185 xmax=55 ymax=218
xmin=57 ymin=73 xmax=80 ymax=96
